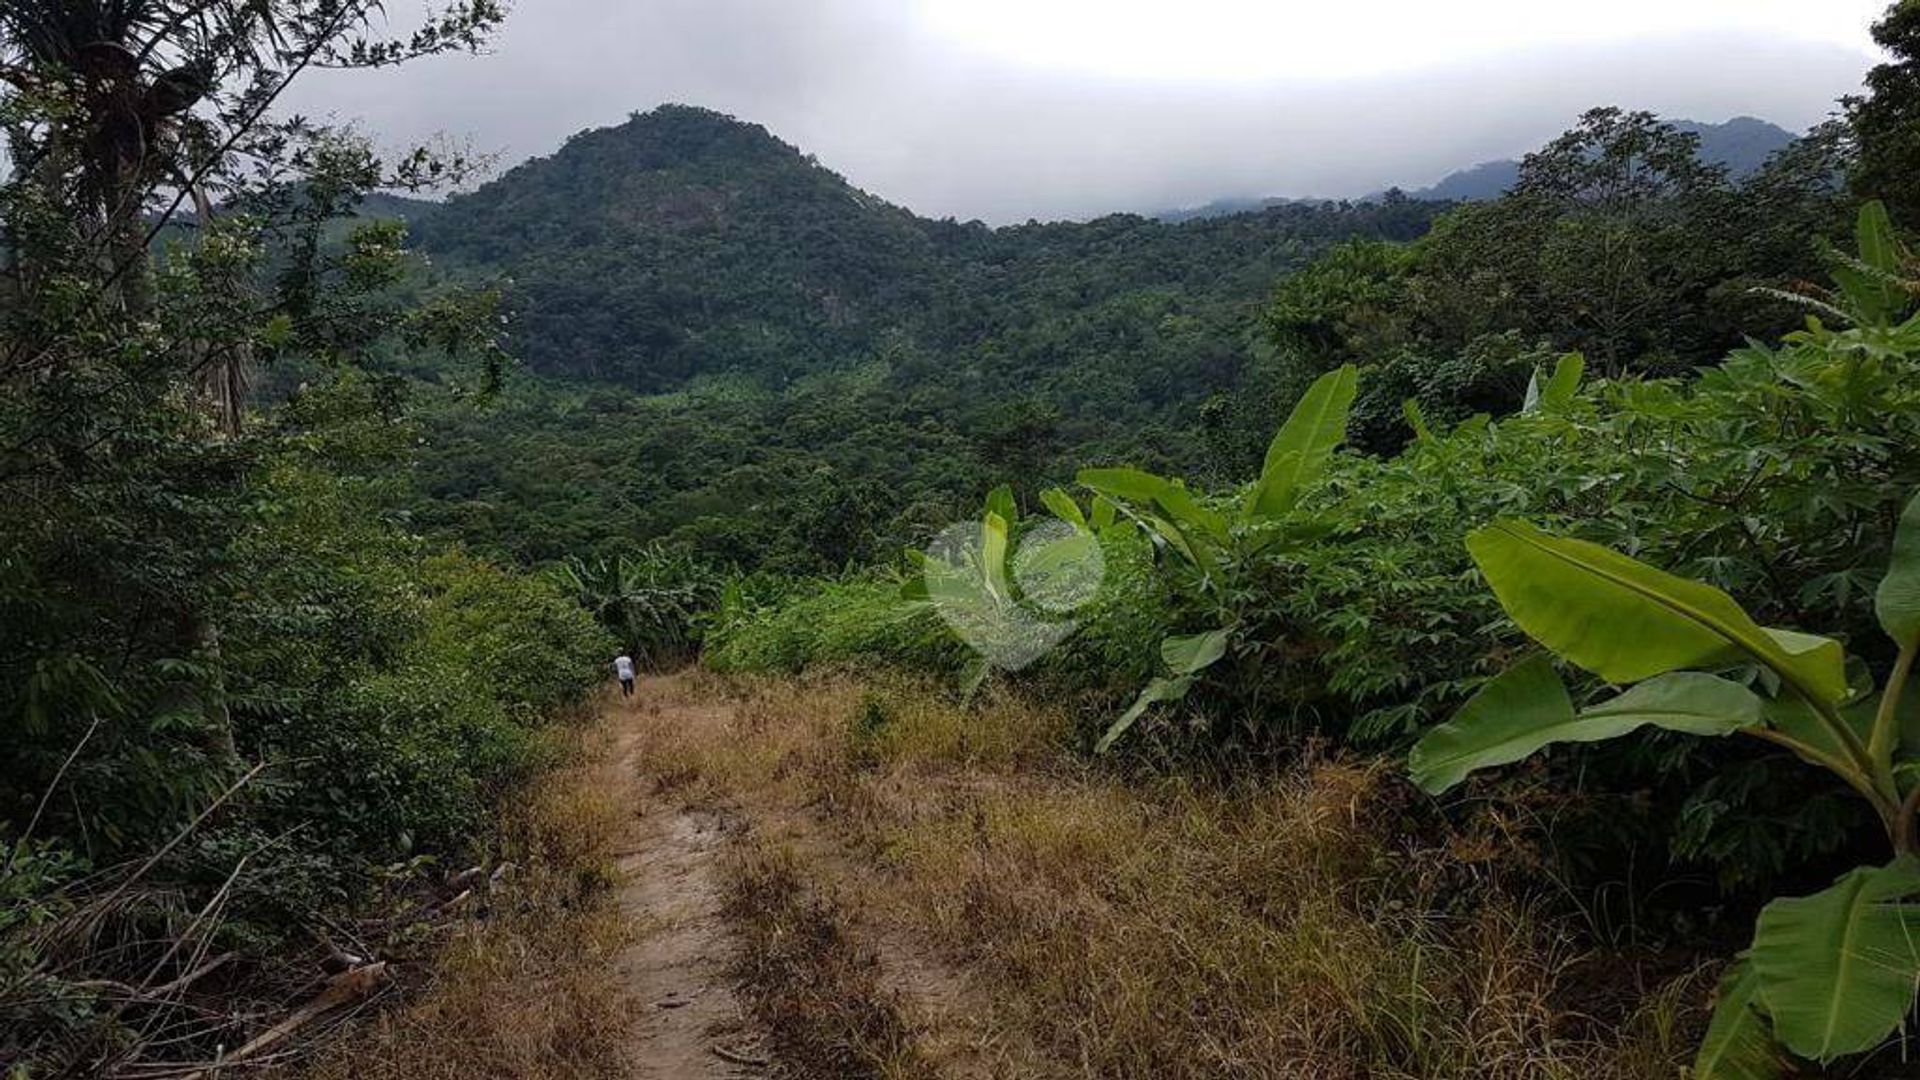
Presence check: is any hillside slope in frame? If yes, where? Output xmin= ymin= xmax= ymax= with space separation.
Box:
xmin=413 ymin=105 xmax=1436 ymax=393
xmin=400 ymin=106 xmax=1440 ymax=567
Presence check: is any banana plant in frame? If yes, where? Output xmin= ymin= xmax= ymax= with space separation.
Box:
xmin=1408 ymin=491 xmax=1920 ymax=1078
xmin=1081 ymin=364 xmax=1358 ymax=751
xmin=1521 ymin=352 xmax=1584 ymax=414
xmin=903 ymin=483 xmax=1110 ymax=696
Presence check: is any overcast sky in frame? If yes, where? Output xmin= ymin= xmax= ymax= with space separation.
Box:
xmin=287 ymin=0 xmax=1890 ymax=223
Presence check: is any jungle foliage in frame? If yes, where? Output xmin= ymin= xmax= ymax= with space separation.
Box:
xmin=390 ymin=105 xmax=1443 ymax=571
xmin=0 ymin=3 xmax=610 ymax=1074
xmin=709 ymin=18 xmax=1920 ymax=1066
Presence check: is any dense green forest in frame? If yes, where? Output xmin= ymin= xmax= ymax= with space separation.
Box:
xmin=0 ymin=4 xmax=612 ymax=1074
xmin=10 ymin=0 xmax=1920 ymax=1076
xmin=390 ymin=106 xmax=1438 ymax=569
xmin=385 ymin=103 xmax=1857 ymax=572
xmin=689 ymin=6 xmax=1920 ymax=1078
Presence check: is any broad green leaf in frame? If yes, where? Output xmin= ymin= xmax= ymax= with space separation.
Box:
xmin=1765 ymin=628 xmax=1847 ymax=678
xmin=1832 ymin=203 xmax=1906 ymax=324
xmin=1876 ymin=491 xmax=1920 ymax=648
xmin=1161 ymin=628 xmax=1231 ymax=675
xmin=1467 ymin=520 xmax=1849 ymax=706
xmin=1079 ymin=467 xmax=1170 ymax=505
xmin=1096 ymin=675 xmax=1194 ymax=754
xmin=1039 ymin=487 xmax=1088 ymax=533
xmin=981 ymin=511 xmax=1011 ymax=602
xmin=1521 ymin=369 xmax=1542 ymax=412
xmin=1764 ymin=694 xmax=1871 ymax=774
xmin=1751 ymin=857 xmax=1920 ymax=1061
xmin=1154 ymin=483 xmax=1228 ymax=544
xmin=1247 ymin=364 xmax=1356 ymax=520
xmin=1014 ymin=532 xmax=1102 ymax=614
xmin=984 ymin=484 xmax=1018 ymax=531
xmin=898 ymin=575 xmax=929 ymax=601
xmin=1409 ymin=663 xmax=1754 ymax=794
xmin=1858 ymin=200 xmax=1899 ymax=274
xmin=1540 ymin=353 xmax=1584 ymax=410
xmin=1692 ymin=958 xmax=1782 ymax=1080
xmin=1244 ymin=450 xmax=1302 ymax=521
xmin=1409 ymin=656 xmax=1574 ymax=794
xmin=1140 ymin=513 xmax=1210 ymax=572
xmin=1090 ymin=496 xmax=1117 ymax=532
xmin=1401 ymin=398 xmax=1433 ymax=442
xmin=1578 ymin=671 xmax=1764 ymax=731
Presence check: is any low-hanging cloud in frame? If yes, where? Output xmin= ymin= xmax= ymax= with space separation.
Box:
xmin=287 ymin=0 xmax=1883 ymax=224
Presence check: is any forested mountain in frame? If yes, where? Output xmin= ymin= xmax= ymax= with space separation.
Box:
xmin=1404 ymin=116 xmax=1795 ymax=200
xmin=410 ymin=105 xmax=1435 ymax=392
xmin=391 ymin=105 xmax=1843 ymax=574
xmin=398 ymin=105 xmax=1441 ymax=567
xmin=1163 ymin=115 xmax=1796 ymax=217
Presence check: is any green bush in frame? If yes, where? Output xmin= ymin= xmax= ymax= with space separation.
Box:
xmin=705 ymin=575 xmax=965 ymax=675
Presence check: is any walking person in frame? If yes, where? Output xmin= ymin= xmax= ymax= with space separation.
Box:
xmin=613 ymin=651 xmax=636 ymax=700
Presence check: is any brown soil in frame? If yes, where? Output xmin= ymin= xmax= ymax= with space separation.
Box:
xmin=607 ymin=689 xmax=771 ymax=1077
xmin=605 ymin=674 xmax=1038 ymax=1079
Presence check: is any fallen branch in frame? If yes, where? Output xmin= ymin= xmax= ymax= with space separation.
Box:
xmin=177 ymin=962 xmax=390 ymax=1080
xmin=709 ymin=1042 xmax=769 ymax=1068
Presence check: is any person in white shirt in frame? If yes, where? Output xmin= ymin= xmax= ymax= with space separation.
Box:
xmin=613 ymin=653 xmax=636 ymax=698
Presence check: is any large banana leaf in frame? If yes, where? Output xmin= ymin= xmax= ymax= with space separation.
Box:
xmin=1467 ymin=520 xmax=1848 ymax=706
xmin=984 ymin=484 xmax=1018 ymax=530
xmin=1750 ymin=857 xmax=1920 ymax=1061
xmin=1539 ymin=353 xmax=1584 ymax=411
xmin=1040 ymin=487 xmax=1088 ymax=533
xmin=1763 ymin=694 xmax=1872 ymax=776
xmin=1161 ymin=628 xmax=1231 ymax=675
xmin=1409 ymin=662 xmax=1755 ymax=794
xmin=981 ymin=510 xmax=1011 ymax=603
xmin=1832 ymin=202 xmax=1907 ymax=324
xmin=1692 ymin=959 xmax=1782 ymax=1080
xmin=1079 ymin=468 xmax=1220 ymax=571
xmin=1155 ymin=487 xmax=1228 ymax=548
xmin=1096 ymin=675 xmax=1194 ymax=754
xmin=1245 ymin=364 xmax=1356 ymax=520
xmin=1079 ymin=467 xmax=1170 ymax=504
xmin=1090 ymin=496 xmax=1118 ymax=532
xmin=1876 ymin=491 xmax=1920 ymax=649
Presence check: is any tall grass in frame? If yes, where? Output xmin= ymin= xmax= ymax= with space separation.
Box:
xmin=650 ymin=673 xmax=1704 ymax=1079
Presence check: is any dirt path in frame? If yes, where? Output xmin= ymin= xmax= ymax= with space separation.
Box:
xmin=601 ymin=673 xmax=1058 ymax=1080
xmin=607 ymin=686 xmax=772 ymax=1078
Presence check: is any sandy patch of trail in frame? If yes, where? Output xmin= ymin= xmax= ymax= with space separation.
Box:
xmin=607 ymin=689 xmax=770 ymax=1077
xmin=603 ymin=673 xmax=1038 ymax=1079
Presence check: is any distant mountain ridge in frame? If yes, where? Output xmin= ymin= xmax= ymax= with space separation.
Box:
xmin=1158 ymin=115 xmax=1797 ymax=221
xmin=405 ymin=104 xmax=1437 ymax=392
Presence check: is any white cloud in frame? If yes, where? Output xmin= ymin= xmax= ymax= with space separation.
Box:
xmin=915 ymin=0 xmax=1885 ymax=81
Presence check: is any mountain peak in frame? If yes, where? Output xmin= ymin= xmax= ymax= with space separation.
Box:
xmin=559 ymin=103 xmax=803 ymax=172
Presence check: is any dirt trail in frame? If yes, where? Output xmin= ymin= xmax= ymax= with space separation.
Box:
xmin=607 ymin=686 xmax=771 ymax=1078
xmin=602 ymin=674 xmax=1033 ymax=1079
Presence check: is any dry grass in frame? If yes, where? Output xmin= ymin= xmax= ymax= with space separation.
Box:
xmin=660 ymin=671 xmax=1708 ymax=1080
xmin=723 ymin=839 xmax=929 ymax=1079
xmin=290 ymin=718 xmax=637 ymax=1080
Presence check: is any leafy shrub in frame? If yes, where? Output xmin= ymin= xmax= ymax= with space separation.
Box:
xmin=420 ymin=552 xmax=611 ymax=719
xmin=552 ymin=544 xmax=722 ymax=670
xmin=705 ymin=575 xmax=964 ymax=675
